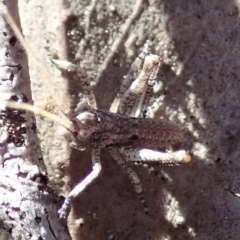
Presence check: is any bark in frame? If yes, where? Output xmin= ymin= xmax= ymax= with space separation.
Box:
xmin=0 ymin=1 xmax=70 ymax=239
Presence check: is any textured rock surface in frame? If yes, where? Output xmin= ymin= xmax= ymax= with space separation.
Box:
xmin=18 ymin=0 xmax=240 ymax=239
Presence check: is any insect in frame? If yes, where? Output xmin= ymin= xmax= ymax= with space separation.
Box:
xmin=54 ymin=50 xmax=191 ymax=219
xmin=3 ymin=4 xmax=191 ymax=221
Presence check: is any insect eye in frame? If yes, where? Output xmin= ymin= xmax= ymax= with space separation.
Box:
xmin=78 ymin=129 xmax=92 ymax=140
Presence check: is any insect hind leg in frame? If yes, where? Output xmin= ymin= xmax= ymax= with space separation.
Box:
xmin=108 ymin=147 xmax=149 ymax=214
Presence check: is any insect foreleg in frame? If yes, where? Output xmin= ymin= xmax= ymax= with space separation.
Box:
xmin=58 ymin=148 xmax=101 ymax=219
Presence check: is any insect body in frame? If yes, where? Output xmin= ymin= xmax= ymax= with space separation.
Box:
xmin=58 ymin=53 xmax=191 ymax=219
xmin=73 ymin=104 xmax=182 ymax=150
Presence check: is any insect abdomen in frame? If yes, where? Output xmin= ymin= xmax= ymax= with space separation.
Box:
xmin=95 ymin=110 xmax=182 ymax=149
xmin=129 ymin=118 xmax=182 ymax=149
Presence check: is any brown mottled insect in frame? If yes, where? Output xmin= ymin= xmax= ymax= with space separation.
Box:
xmin=56 ymin=53 xmax=191 ymax=218
xmin=2 ymin=2 xmax=191 ymax=220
